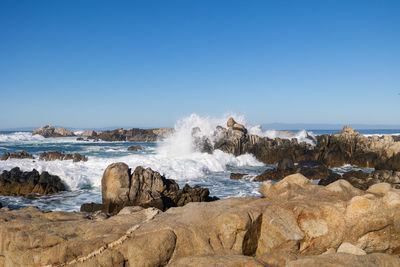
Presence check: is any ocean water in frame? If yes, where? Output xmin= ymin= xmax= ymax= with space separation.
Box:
xmin=0 ymin=114 xmax=397 ymax=211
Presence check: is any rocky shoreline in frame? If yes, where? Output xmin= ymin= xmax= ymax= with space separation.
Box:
xmin=1 ymin=172 xmax=400 ymax=266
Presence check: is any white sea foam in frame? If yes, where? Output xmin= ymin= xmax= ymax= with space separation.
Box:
xmin=0 ymin=132 xmax=45 ymax=142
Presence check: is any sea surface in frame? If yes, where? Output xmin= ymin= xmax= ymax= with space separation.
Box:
xmin=1 ymin=115 xmax=399 ymax=211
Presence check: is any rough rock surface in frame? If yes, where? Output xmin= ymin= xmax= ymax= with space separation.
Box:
xmin=87 ymin=128 xmax=172 ymax=142
xmin=127 ymin=145 xmax=143 ymax=151
xmin=33 ymin=125 xmax=75 ymax=137
xmin=0 ymin=151 xmax=34 ymax=161
xmin=102 ymin=163 xmax=216 ymax=214
xmin=1 ymin=174 xmax=400 ymax=266
xmin=0 ymin=167 xmax=66 ymax=196
xmin=39 ymin=151 xmax=88 ymax=162
xmin=199 ymin=119 xmax=400 ymax=170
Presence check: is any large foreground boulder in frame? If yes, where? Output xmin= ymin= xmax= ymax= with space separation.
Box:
xmin=102 ymin=163 xmax=216 ymax=214
xmin=1 ymin=175 xmax=400 ymax=266
xmin=0 ymin=167 xmax=66 ymax=195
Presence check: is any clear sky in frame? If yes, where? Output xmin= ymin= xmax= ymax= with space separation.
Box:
xmin=1 ymin=0 xmax=399 ymax=129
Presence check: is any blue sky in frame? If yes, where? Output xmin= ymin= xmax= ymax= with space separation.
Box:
xmin=1 ymin=0 xmax=399 ymax=128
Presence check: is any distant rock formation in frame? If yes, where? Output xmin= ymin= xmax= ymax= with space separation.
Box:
xmin=0 ymin=151 xmax=34 ymax=161
xmin=33 ymin=125 xmax=75 ymax=138
xmin=39 ymin=152 xmax=88 ymax=162
xmin=197 ymin=118 xmax=400 ymax=171
xmin=86 ymin=128 xmax=173 ymax=142
xmin=101 ymin=163 xmax=217 ymax=214
xmin=0 ymin=167 xmax=66 ymax=196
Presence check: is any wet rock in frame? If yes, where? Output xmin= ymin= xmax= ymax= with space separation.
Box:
xmin=127 ymin=145 xmax=143 ymax=151
xmin=39 ymin=152 xmax=88 ymax=162
xmin=80 ymin=203 xmax=104 ymax=213
xmin=230 ymin=173 xmax=248 ymax=180
xmin=254 ymin=160 xmax=339 ymax=182
xmin=0 ymin=151 xmax=34 ymax=161
xmin=33 ymin=125 xmax=75 ymax=137
xmin=278 ymin=158 xmax=295 ymax=170
xmin=102 ymin=163 xmax=217 ymax=214
xmin=0 ymin=167 xmax=66 ymax=196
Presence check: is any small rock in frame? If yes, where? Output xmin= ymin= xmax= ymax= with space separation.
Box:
xmin=230 ymin=173 xmax=248 ymax=180
xmin=337 ymin=242 xmax=366 ymax=255
xmin=127 ymin=145 xmax=143 ymax=151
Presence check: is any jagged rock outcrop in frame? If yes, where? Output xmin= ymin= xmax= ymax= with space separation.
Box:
xmin=0 ymin=151 xmax=34 ymax=161
xmin=33 ymin=125 xmax=75 ymax=137
xmin=198 ymin=119 xmax=400 ymax=170
xmin=87 ymin=128 xmax=173 ymax=142
xmin=127 ymin=145 xmax=143 ymax=151
xmin=0 ymin=167 xmax=66 ymax=196
xmin=102 ymin=163 xmax=216 ymax=214
xmin=39 ymin=151 xmax=88 ymax=162
xmin=1 ymin=175 xmax=400 ymax=266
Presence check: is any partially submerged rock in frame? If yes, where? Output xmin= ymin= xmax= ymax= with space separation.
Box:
xmin=1 ymin=175 xmax=400 ymax=266
xmin=0 ymin=151 xmax=34 ymax=161
xmin=0 ymin=167 xmax=66 ymax=196
xmin=127 ymin=145 xmax=143 ymax=151
xmin=230 ymin=173 xmax=248 ymax=180
xmin=102 ymin=163 xmax=217 ymax=214
xmin=39 ymin=151 xmax=88 ymax=162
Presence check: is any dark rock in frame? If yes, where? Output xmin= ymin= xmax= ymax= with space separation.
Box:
xmin=205 ymin=121 xmax=400 ymax=171
xmin=278 ymin=158 xmax=295 ymax=170
xmin=230 ymin=173 xmax=248 ymax=180
xmin=255 ymin=160 xmax=338 ymax=182
xmin=254 ymin=168 xmax=296 ymax=182
xmin=102 ymin=163 xmax=217 ymax=214
xmin=127 ymin=145 xmax=143 ymax=151
xmin=76 ymin=137 xmax=84 ymax=141
xmin=0 ymin=167 xmax=66 ymax=196
xmin=80 ymin=203 xmax=104 ymax=213
xmin=87 ymin=128 xmax=172 ymax=142
xmin=319 ymin=169 xmax=400 ymax=190
xmin=39 ymin=152 xmax=88 ymax=162
xmin=0 ymin=151 xmax=34 ymax=161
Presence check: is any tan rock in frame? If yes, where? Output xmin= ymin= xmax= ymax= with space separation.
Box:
xmin=168 ymin=254 xmax=264 ymax=267
xmin=337 ymin=242 xmax=366 ymax=255
xmin=286 ymin=253 xmax=400 ymax=267
xmin=227 ymin=117 xmax=236 ymax=128
xmin=102 ymin=162 xmax=131 ymax=214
